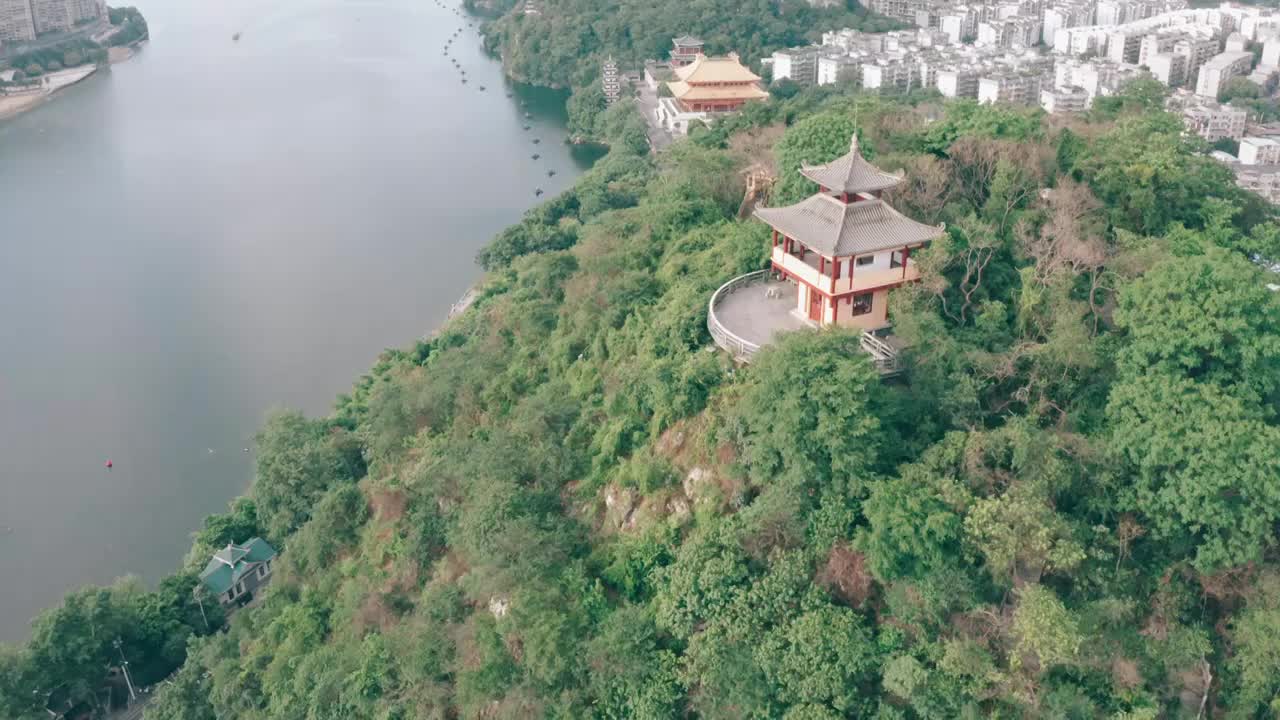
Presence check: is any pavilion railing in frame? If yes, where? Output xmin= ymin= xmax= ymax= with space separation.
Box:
xmin=707 ymin=270 xmax=770 ymax=361
xmin=708 ymin=270 xmax=904 ymax=375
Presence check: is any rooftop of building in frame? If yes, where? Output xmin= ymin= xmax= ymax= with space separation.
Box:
xmin=673 ymin=53 xmax=762 ymax=84
xmin=800 ymin=135 xmax=904 ymax=194
xmin=1181 ymin=99 xmax=1250 ymax=115
xmin=1233 ymin=162 xmax=1280 ymax=177
xmin=755 ymin=194 xmax=943 ymax=257
xmin=1202 ymin=49 xmax=1255 ymax=67
xmin=669 ymin=82 xmax=770 ymax=102
xmin=199 ymin=537 xmax=277 ymax=596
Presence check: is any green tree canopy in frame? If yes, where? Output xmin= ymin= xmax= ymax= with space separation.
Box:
xmin=252 ymin=410 xmax=364 ymax=540
xmin=727 ymin=329 xmax=889 ymax=494
xmin=1113 ymin=248 xmax=1280 ymax=402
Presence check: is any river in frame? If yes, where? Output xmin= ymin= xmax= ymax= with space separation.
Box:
xmin=0 ymin=0 xmax=600 ymax=642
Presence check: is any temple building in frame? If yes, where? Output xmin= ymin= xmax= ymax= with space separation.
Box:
xmin=656 ymin=52 xmax=769 ymax=135
xmin=707 ymin=135 xmax=944 ymax=372
xmin=670 ymin=35 xmax=705 ymax=67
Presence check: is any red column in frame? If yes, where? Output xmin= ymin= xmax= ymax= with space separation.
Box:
xmin=902 ymin=246 xmax=911 ymax=279
xmin=772 ymin=229 xmax=778 ymax=248
xmin=832 ymin=259 xmax=840 ymax=293
xmin=831 ymin=294 xmax=839 ymax=324
xmin=819 ymin=256 xmax=825 ymax=275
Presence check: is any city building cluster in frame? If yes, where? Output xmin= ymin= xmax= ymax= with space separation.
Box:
xmin=768 ymin=0 xmax=1280 ymax=115
xmin=625 ymin=6 xmax=1280 ymax=204
xmin=1209 ymin=119 xmax=1280 ymax=204
xmin=0 ymin=0 xmax=105 ymax=49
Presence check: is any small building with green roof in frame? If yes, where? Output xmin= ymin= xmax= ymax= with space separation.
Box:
xmin=198 ymin=537 xmax=277 ymax=606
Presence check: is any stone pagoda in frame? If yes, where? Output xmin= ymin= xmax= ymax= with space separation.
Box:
xmin=602 ymin=56 xmax=621 ymax=104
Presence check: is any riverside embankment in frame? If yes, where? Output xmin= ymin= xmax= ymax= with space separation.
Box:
xmin=0 ymin=65 xmax=99 ymax=120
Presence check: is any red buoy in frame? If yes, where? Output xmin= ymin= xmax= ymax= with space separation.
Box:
xmin=105 ymin=460 xmax=113 ymax=470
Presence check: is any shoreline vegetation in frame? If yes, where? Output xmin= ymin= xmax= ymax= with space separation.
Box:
xmin=5 ymin=3 xmax=1280 ymax=719
xmin=0 ymin=6 xmax=148 ymax=122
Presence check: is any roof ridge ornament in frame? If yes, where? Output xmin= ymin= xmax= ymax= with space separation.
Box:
xmin=850 ymin=133 xmax=860 ymax=154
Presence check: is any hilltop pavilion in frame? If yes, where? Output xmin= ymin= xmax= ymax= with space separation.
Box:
xmin=707 ymin=135 xmax=944 ymax=371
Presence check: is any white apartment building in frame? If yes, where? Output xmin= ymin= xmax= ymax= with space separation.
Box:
xmin=1042 ymin=4 xmax=1092 ymax=45
xmin=941 ymin=9 xmax=979 ymax=43
xmin=979 ymin=70 xmax=1044 ymax=104
xmin=0 ymin=0 xmax=35 ymax=44
xmin=1096 ymin=0 xmax=1125 ymax=27
xmin=1240 ymin=136 xmax=1280 ymax=165
xmin=937 ymin=66 xmax=982 ymax=97
xmin=1055 ymin=26 xmax=1108 ymax=55
xmin=1175 ymin=36 xmax=1222 ymax=87
xmin=1263 ymin=37 xmax=1280 ymax=67
xmin=1137 ymin=28 xmax=1219 ymax=88
xmin=1241 ymin=15 xmax=1280 ymax=41
xmin=862 ymin=60 xmax=916 ymax=92
xmin=1138 ymin=32 xmax=1178 ymax=66
xmin=1233 ymin=165 xmax=1280 ymax=204
xmin=0 ymin=0 xmax=103 ymax=46
xmin=817 ymin=54 xmax=861 ymax=85
xmin=1148 ymin=52 xmax=1188 ymax=86
xmin=1041 ymin=85 xmax=1089 ymax=112
xmin=1196 ymin=50 xmax=1254 ymax=97
xmin=771 ymin=47 xmax=822 ymax=85
xmin=977 ymin=21 xmax=1001 ymax=46
xmin=1181 ymin=101 xmax=1248 ymax=140
xmin=1249 ymin=65 xmax=1279 ymax=92
xmin=1054 ymin=58 xmax=1140 ymax=103
xmin=1107 ymin=30 xmax=1142 ymax=63
xmin=1053 ymin=6 xmax=1239 ymax=60
xmin=864 ymin=0 xmax=934 ymax=25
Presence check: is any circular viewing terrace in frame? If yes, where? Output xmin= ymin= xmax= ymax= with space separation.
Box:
xmin=706 ymin=270 xmax=810 ymax=362
xmin=707 ymin=270 xmax=905 ymax=375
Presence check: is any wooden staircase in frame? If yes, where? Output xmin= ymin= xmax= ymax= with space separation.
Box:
xmin=860 ymin=331 xmax=903 ymax=377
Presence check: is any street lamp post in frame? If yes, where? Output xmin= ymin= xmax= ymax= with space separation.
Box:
xmin=193 ymin=587 xmax=211 ymax=631
xmin=112 ymin=638 xmax=137 ymax=703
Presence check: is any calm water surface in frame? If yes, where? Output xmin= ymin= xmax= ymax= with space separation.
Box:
xmin=0 ymin=0 xmax=598 ymax=641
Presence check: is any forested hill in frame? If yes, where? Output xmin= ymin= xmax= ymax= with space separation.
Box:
xmin=476 ymin=0 xmax=900 ymax=88
xmin=7 ymin=80 xmax=1280 ymax=719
